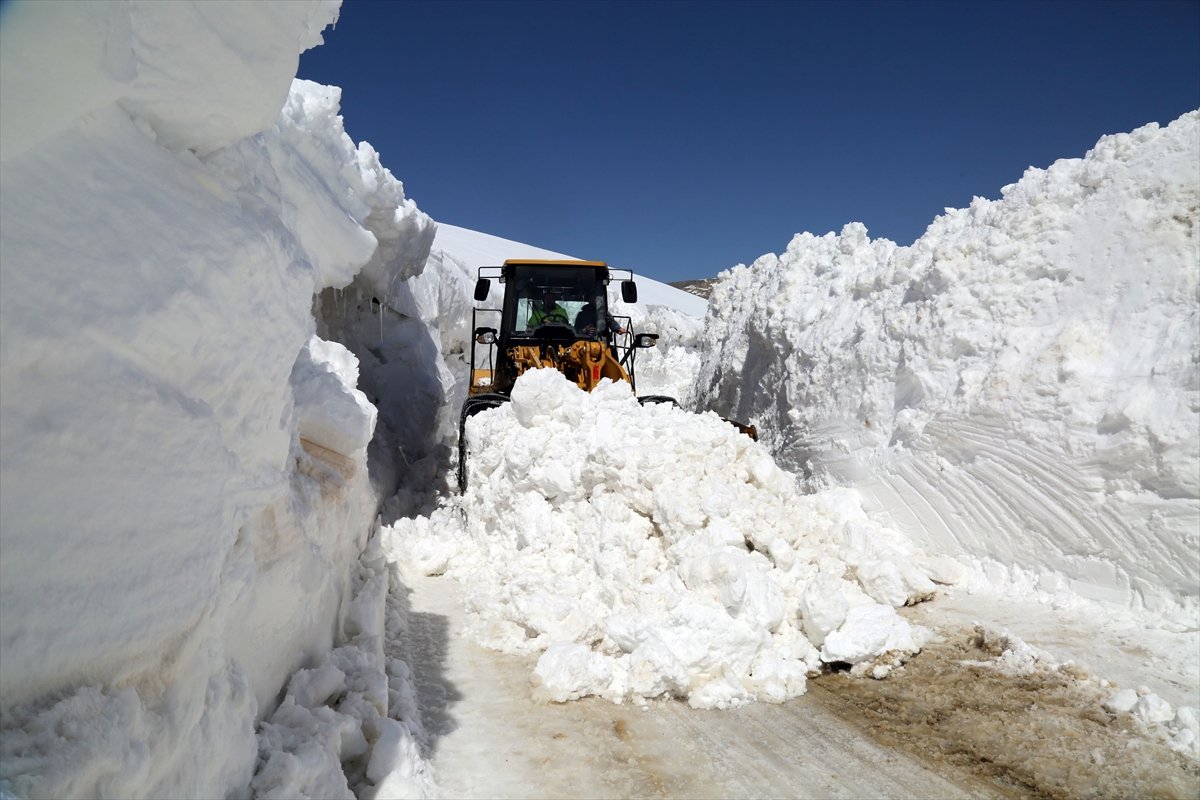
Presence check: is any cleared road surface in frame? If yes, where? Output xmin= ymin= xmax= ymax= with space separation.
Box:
xmin=392 ymin=572 xmax=1197 ymax=799
xmin=397 ymin=574 xmax=1002 ymax=799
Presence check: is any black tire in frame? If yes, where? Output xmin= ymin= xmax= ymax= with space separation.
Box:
xmin=637 ymin=395 xmax=679 ymax=407
xmin=457 ymin=393 xmax=510 ymax=491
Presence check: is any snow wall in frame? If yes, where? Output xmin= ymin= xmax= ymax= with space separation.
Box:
xmin=697 ymin=112 xmax=1200 ymax=623
xmin=0 ymin=2 xmax=438 ymax=797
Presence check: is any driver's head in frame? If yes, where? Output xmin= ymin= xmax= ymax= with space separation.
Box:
xmin=541 ymin=291 xmax=555 ymax=308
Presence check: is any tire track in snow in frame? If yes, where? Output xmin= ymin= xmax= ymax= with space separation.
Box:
xmin=617 ymin=691 xmax=994 ymax=799
xmin=395 ymin=572 xmax=993 ymax=799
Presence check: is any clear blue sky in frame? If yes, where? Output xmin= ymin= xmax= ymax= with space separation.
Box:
xmin=298 ymin=0 xmax=1199 ymax=283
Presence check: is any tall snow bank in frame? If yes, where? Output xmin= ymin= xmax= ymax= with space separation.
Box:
xmin=390 ymin=369 xmax=942 ymax=709
xmin=0 ymin=0 xmax=339 ymax=160
xmin=1 ymin=3 xmax=433 ymax=797
xmin=251 ymin=535 xmax=435 ymax=799
xmin=696 ymin=112 xmax=1200 ymax=621
xmin=241 ymin=77 xmax=442 ymax=515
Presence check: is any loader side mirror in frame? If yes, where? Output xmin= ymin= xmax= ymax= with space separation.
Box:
xmin=634 ymin=333 xmax=658 ymax=349
xmin=474 ymin=327 xmax=497 ymax=344
xmin=473 ymin=278 xmax=491 ymax=302
xmin=621 ymin=280 xmax=638 ymax=303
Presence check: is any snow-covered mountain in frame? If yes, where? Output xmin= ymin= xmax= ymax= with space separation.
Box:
xmin=432 ymin=223 xmax=710 ymax=318
xmin=401 ymin=221 xmax=710 ymax=417
xmin=1 ymin=1 xmax=1196 ymax=797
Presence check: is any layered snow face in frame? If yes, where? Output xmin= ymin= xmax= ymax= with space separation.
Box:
xmin=294 ymin=77 xmax=443 ymax=513
xmin=697 ymin=112 xmax=1200 ymax=621
xmin=251 ymin=536 xmax=435 ymax=799
xmin=1 ymin=3 xmax=433 ymax=797
xmin=390 ymin=369 xmax=945 ymax=709
xmin=0 ymin=0 xmax=340 ymax=161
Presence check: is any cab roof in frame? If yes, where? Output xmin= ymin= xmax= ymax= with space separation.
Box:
xmin=502 ymin=259 xmax=608 ymax=268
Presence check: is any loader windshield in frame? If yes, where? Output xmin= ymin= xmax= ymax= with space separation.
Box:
xmin=506 ymin=265 xmax=611 ymax=339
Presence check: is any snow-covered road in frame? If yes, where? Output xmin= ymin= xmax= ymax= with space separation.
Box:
xmin=395 ymin=570 xmax=1198 ymax=799
xmin=399 ymin=572 xmax=986 ymax=799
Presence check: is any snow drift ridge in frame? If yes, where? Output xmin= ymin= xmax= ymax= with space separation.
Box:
xmin=697 ymin=111 xmax=1200 ymax=621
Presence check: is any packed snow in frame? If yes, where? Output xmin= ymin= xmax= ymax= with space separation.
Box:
xmin=1 ymin=0 xmax=1197 ymax=797
xmin=389 ymin=368 xmax=941 ymax=708
xmin=1 ymin=2 xmax=435 ymax=797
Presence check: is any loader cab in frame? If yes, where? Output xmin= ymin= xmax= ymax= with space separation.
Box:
xmin=468 ymin=259 xmax=647 ymax=398
xmin=505 ymin=262 xmax=613 ymax=342
xmin=472 ymin=260 xmax=637 ymax=346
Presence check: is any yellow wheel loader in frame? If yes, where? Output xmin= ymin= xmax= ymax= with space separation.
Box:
xmin=457 ymin=259 xmax=753 ymax=489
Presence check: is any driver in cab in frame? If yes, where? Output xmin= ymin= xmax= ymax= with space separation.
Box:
xmin=529 ymin=290 xmax=569 ymax=326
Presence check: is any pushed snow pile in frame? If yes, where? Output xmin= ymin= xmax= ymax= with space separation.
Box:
xmin=697 ymin=111 xmax=1200 ymax=620
xmin=390 ymin=369 xmax=942 ymax=709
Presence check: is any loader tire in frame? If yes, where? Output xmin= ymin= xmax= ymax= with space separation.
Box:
xmin=457 ymin=393 xmax=510 ymax=491
xmin=637 ymin=395 xmax=679 ymax=407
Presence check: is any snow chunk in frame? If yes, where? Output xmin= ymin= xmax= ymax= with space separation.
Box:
xmin=0 ymin=1 xmax=341 ymax=161
xmin=1103 ymin=688 xmax=1140 ymax=714
xmin=820 ymin=604 xmax=929 ymax=665
xmin=288 ymin=665 xmax=348 ymax=710
xmin=252 ymin=542 xmax=435 ymax=799
xmin=292 ymin=335 xmax=377 ymax=463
